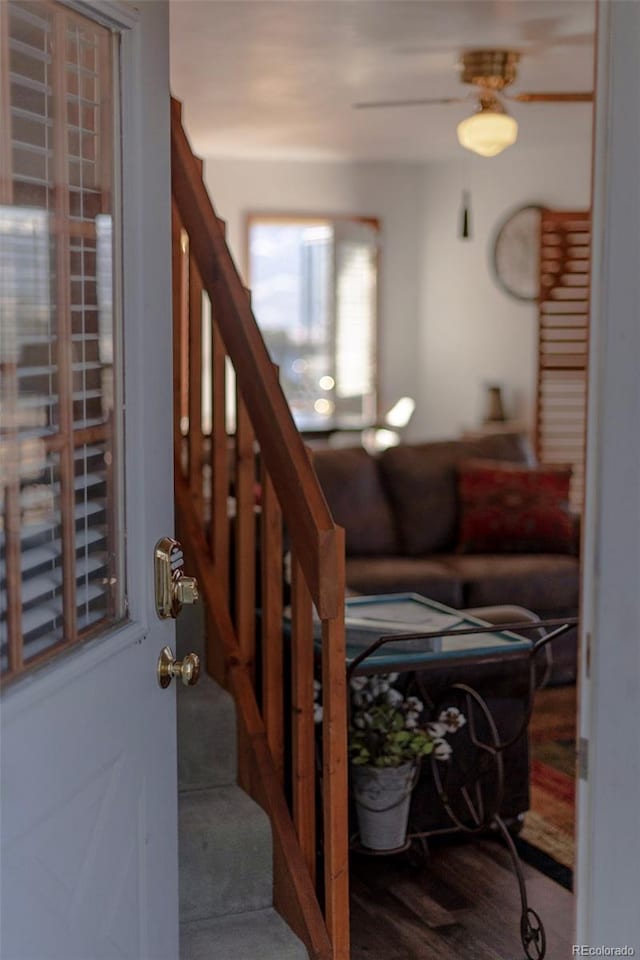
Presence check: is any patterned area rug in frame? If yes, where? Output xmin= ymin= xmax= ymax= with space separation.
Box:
xmin=517 ymin=738 xmax=576 ymax=889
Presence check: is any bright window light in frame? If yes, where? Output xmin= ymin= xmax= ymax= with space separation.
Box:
xmin=248 ymin=216 xmax=379 ymax=430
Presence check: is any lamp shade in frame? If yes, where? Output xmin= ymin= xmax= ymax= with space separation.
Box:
xmin=457 ymin=110 xmax=518 ymax=157
xmin=385 ymin=396 xmax=416 ymax=429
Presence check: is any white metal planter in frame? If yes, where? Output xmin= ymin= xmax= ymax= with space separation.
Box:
xmin=351 ymin=761 xmax=417 ymax=851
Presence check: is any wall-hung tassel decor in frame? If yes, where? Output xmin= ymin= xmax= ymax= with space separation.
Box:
xmin=459 ymin=189 xmax=472 ymax=240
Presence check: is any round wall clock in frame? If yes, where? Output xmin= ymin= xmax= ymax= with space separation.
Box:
xmin=491 ymin=204 xmax=543 ymax=302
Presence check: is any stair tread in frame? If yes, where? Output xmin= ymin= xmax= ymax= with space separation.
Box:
xmin=177 ymin=610 xmax=237 ymax=789
xmin=177 ymin=672 xmax=234 ymax=712
xmin=181 ymin=908 xmax=308 ymax=960
xmin=177 ymin=670 xmax=235 ymax=715
xmin=179 ymin=786 xmax=272 ymax=922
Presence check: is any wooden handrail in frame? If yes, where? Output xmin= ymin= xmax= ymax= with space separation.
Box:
xmin=170 ymin=98 xmax=338 ymax=619
xmin=171 ymin=98 xmax=349 ymax=960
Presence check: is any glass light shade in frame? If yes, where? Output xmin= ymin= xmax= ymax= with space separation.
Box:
xmin=385 ymin=396 xmax=416 ymax=429
xmin=362 ymin=428 xmax=401 ymax=453
xmin=457 ymin=111 xmax=518 ymax=157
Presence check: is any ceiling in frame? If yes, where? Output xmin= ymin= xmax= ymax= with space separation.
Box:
xmin=169 ymin=0 xmax=595 ymax=163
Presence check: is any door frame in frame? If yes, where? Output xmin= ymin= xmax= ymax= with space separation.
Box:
xmin=576 ymin=0 xmax=640 ymax=946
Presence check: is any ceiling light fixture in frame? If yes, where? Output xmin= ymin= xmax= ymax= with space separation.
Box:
xmin=457 ymin=95 xmax=518 ymax=158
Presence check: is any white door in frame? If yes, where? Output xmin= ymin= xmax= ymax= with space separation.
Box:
xmin=0 ymin=3 xmax=181 ymax=958
xmin=576 ymin=0 xmax=640 ymax=947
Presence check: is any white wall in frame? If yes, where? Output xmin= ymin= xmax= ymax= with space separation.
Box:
xmin=415 ymin=144 xmax=592 ymax=440
xmin=204 ymin=157 xmax=425 ymax=429
xmin=204 ymin=145 xmax=591 ymax=443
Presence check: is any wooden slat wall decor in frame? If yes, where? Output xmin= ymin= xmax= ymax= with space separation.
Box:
xmin=536 ymin=209 xmax=591 ymax=510
xmin=171 ymin=98 xmax=350 ymax=959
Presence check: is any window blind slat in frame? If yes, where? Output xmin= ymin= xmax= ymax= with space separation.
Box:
xmin=22 ymin=602 xmax=63 ymax=638
xmin=1 ymin=561 xmax=107 ymax=614
xmin=0 ymin=527 xmax=105 ymax=582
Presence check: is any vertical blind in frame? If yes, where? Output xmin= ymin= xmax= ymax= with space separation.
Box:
xmin=535 ymin=209 xmax=591 ymax=511
xmin=0 ymin=0 xmax=122 ymax=679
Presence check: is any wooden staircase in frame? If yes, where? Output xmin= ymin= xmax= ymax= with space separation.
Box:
xmin=176 ymin=603 xmax=309 ymax=960
xmin=170 ymin=99 xmax=349 ymax=960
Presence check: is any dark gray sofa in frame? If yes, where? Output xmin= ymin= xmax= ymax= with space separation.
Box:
xmin=312 ymin=433 xmax=579 ymax=684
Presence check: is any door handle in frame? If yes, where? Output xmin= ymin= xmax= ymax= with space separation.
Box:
xmin=154 ymin=537 xmax=199 ymax=619
xmin=157 ymin=647 xmax=200 ymax=688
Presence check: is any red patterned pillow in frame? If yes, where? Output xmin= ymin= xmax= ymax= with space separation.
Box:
xmin=457 ymin=459 xmax=574 ymax=554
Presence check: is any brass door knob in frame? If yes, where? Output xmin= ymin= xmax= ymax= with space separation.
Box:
xmin=157 ymin=646 xmax=201 ymax=689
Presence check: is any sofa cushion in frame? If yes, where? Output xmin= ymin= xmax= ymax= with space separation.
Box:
xmin=457 ymin=460 xmax=574 ymax=554
xmin=312 ymin=446 xmax=398 ymax=556
xmin=444 ymin=554 xmax=580 ymax=614
xmin=345 ymin=557 xmax=463 ymax=608
xmin=378 ymin=433 xmax=531 ymax=556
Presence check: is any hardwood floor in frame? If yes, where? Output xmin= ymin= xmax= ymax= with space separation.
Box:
xmin=350 ymin=684 xmax=577 ymax=959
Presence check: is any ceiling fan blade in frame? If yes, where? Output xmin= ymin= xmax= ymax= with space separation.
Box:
xmin=509 ymin=91 xmax=593 ymax=103
xmin=353 ymin=96 xmax=465 ymax=110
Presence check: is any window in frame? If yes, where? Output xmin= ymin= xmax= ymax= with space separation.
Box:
xmin=0 ymin=1 xmax=122 ymax=679
xmin=247 ymin=215 xmax=379 ymax=430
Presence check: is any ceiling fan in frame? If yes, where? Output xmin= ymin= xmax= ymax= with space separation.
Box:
xmin=354 ymin=50 xmax=593 ymax=157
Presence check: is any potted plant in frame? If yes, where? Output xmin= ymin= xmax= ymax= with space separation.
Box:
xmin=348 ymin=673 xmax=465 ymax=851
